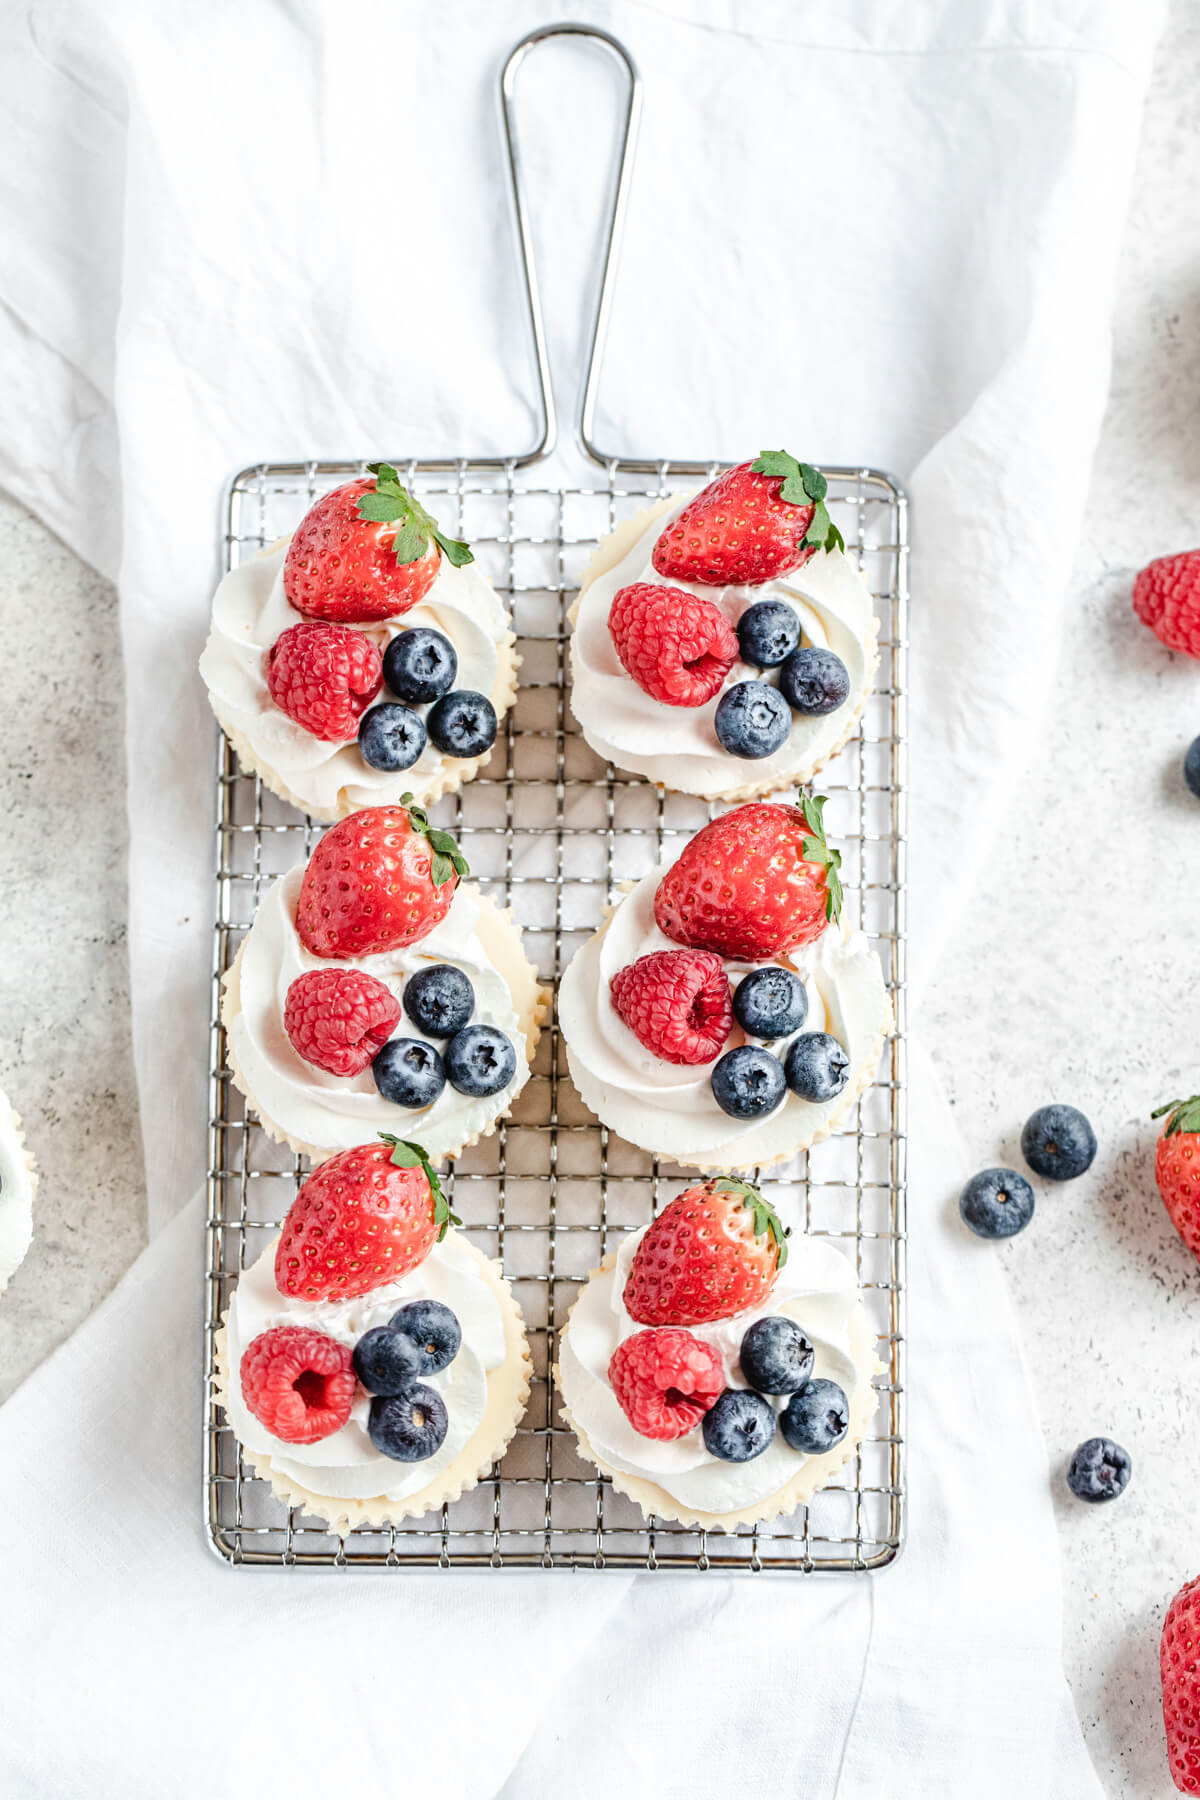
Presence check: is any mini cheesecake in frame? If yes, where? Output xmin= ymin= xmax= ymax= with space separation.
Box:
xmin=568 ymin=455 xmax=878 ymax=801
xmin=202 ymin=466 xmax=518 ymax=821
xmin=214 ymin=1139 xmax=532 ymax=1530
xmin=558 ymin=800 xmax=891 ymax=1173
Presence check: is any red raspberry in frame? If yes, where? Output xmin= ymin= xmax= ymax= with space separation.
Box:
xmin=266 ymin=621 xmax=383 ymax=740
xmin=608 ymin=582 xmax=737 ymax=706
xmin=283 ymin=969 xmax=401 ymax=1077
xmin=610 ymin=949 xmax=732 ymax=1065
xmin=608 ymin=1327 xmax=724 ymax=1439
xmin=239 ymin=1325 xmax=357 ymax=1445
xmin=1133 ymin=550 xmax=1200 ymax=658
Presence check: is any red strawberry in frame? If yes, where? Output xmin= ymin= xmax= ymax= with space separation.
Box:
xmin=608 ymin=582 xmax=737 ymax=706
xmin=1134 ymin=551 xmax=1200 ymax=658
xmin=1162 ymin=1575 xmax=1200 ymax=1793
xmin=654 ymin=796 xmax=842 ymax=961
xmin=652 ymin=451 xmax=843 ymax=588
xmin=239 ymin=1325 xmax=356 ymax=1444
xmin=610 ymin=949 xmax=732 ymax=1065
xmin=283 ymin=463 xmax=474 ymax=624
xmin=608 ymin=1328 xmax=724 ymax=1439
xmin=283 ymin=968 xmax=401 ymax=1076
xmin=274 ymin=1136 xmax=458 ymax=1302
xmin=1153 ymin=1095 xmax=1200 ymax=1263
xmin=624 ymin=1178 xmax=788 ymax=1326
xmin=296 ymin=800 xmax=468 ymax=959
xmin=265 ymin=621 xmax=383 ymax=740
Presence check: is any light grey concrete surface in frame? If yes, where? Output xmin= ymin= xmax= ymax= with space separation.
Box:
xmin=0 ymin=494 xmax=146 ymax=1397
xmin=0 ymin=8 xmax=1197 ymax=1794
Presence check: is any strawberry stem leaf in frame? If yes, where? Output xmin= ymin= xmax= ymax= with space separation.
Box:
xmin=377 ymin=1135 xmax=462 ymax=1238
xmin=711 ymin=1176 xmax=790 ymax=1270
xmin=751 ymin=451 xmax=843 ymax=553
xmin=797 ymin=792 xmax=844 ymax=924
xmin=1154 ymin=1095 xmax=1200 ymax=1136
xmin=399 ymin=792 xmax=470 ymax=885
xmin=361 ymin=463 xmax=474 ymax=570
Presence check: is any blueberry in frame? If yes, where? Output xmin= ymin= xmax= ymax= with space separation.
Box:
xmin=1186 ymin=736 xmax=1200 ymax=798
xmin=368 ymin=1383 xmax=449 ymax=1462
xmin=352 ymin=1325 xmax=423 ymax=1395
xmin=358 ymin=703 xmax=426 ymax=772
xmin=780 ymin=1379 xmax=850 ymax=1454
xmin=388 ymin=1299 xmax=462 ymax=1376
xmin=736 ymin=600 xmax=800 ymax=669
xmin=959 ymin=1167 xmax=1035 ymax=1239
xmin=778 ymin=646 xmax=851 ymax=715
xmin=371 ymin=1037 xmax=446 ymax=1108
xmin=702 ymin=1389 xmax=776 ymax=1462
xmin=444 ymin=1024 xmax=517 ymax=1097
xmin=404 ymin=964 xmax=475 ymax=1037
xmin=427 ymin=690 xmax=498 ymax=759
xmin=1066 ymin=1436 xmax=1132 ymax=1503
xmin=784 ymin=1033 xmax=850 ymax=1103
xmin=732 ymin=967 xmax=808 ymax=1040
xmin=713 ymin=681 xmax=791 ymax=759
xmin=382 ymin=627 xmax=458 ymax=704
xmin=1021 ymin=1104 xmax=1097 ymax=1181
xmin=739 ymin=1316 xmax=815 ymax=1395
xmin=710 ymin=1045 xmax=786 ymax=1119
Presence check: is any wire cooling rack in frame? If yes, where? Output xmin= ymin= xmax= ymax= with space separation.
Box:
xmin=204 ymin=455 xmax=908 ymax=1570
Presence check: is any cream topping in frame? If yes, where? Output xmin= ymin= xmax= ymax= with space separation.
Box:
xmin=559 ymin=1227 xmax=873 ymax=1513
xmin=0 ymin=1091 xmax=33 ymax=1290
xmin=200 ymin=539 xmax=509 ymax=815
xmin=229 ymin=867 xmax=529 ymax=1158
xmin=225 ymin=1232 xmax=507 ymax=1502
xmin=568 ymin=500 xmax=877 ymax=796
xmin=557 ymin=864 xmax=889 ymax=1164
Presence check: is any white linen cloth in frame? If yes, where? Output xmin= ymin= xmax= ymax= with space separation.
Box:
xmin=0 ymin=1 xmax=1163 ymax=1793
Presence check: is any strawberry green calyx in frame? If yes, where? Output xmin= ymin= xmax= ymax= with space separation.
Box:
xmin=1152 ymin=1095 xmax=1200 ymax=1137
xmin=751 ymin=450 xmax=845 ymax=555
xmin=798 ymin=792 xmax=844 ymax=924
xmin=711 ymin=1175 xmax=790 ymax=1270
xmin=378 ymin=1135 xmax=462 ymax=1239
xmin=399 ymin=792 xmax=471 ymax=888
xmin=359 ymin=462 xmax=474 ymax=570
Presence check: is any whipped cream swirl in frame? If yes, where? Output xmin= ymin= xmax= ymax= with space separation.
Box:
xmin=228 ymin=867 xmax=529 ymax=1158
xmin=558 ymin=1227 xmax=873 ymax=1515
xmin=0 ymin=1092 xmax=33 ymax=1290
xmin=558 ymin=864 xmax=889 ymax=1166
xmin=200 ymin=539 xmax=510 ymax=817
xmin=225 ymin=1233 xmax=507 ymax=1502
xmin=569 ymin=500 xmax=877 ymax=796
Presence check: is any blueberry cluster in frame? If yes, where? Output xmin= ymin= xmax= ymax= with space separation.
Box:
xmin=354 ymin=1298 xmax=462 ymax=1462
xmin=713 ymin=602 xmax=852 ymax=760
xmin=958 ymin=1103 xmax=1097 ymax=1241
xmin=373 ymin=964 xmax=517 ymax=1109
xmin=358 ymin=627 xmax=498 ymax=773
xmin=709 ymin=967 xmax=850 ymax=1120
xmin=702 ymin=1314 xmax=850 ymax=1464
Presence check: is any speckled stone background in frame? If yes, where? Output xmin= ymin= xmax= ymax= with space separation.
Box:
xmin=0 ymin=7 xmax=1197 ymax=1793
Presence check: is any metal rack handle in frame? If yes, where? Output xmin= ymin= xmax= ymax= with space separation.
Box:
xmin=499 ymin=23 xmax=642 ymax=469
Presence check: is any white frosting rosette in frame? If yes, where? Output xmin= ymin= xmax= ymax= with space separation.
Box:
xmin=568 ymin=496 xmax=878 ymax=799
xmin=216 ymin=1228 xmax=531 ymax=1528
xmin=558 ymin=862 xmax=891 ymax=1172
xmin=201 ymin=538 xmax=518 ymax=820
xmin=0 ymin=1089 xmax=35 ymax=1291
xmin=222 ymin=867 xmax=546 ymax=1162
xmin=556 ymin=1224 xmax=880 ymax=1529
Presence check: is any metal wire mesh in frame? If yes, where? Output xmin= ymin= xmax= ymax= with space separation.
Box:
xmin=205 ymin=458 xmax=908 ymax=1571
